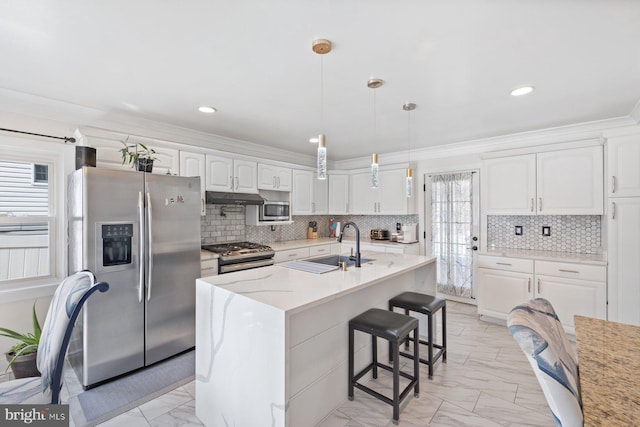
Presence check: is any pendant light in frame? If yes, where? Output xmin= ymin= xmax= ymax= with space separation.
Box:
xmin=312 ymin=39 xmax=331 ymax=180
xmin=403 ymin=102 xmax=416 ymax=197
xmin=368 ymin=78 xmax=383 ymax=188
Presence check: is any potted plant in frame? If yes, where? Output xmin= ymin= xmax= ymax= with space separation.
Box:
xmin=0 ymin=303 xmax=41 ymax=378
xmin=119 ymin=141 xmax=158 ymax=172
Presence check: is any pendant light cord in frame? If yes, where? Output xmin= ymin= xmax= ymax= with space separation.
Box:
xmin=408 ymin=110 xmax=411 ymax=163
xmin=320 ymin=55 xmax=324 ymax=129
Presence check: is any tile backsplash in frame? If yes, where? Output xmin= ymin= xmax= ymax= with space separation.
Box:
xmin=200 ymin=204 xmax=419 ymax=245
xmin=487 ymin=215 xmax=601 ymax=254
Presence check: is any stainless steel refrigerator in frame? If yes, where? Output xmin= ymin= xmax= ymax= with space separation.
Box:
xmin=67 ymin=167 xmax=201 ymax=388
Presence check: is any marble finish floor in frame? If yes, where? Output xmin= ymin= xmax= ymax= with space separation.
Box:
xmin=61 ymin=301 xmax=553 ymax=427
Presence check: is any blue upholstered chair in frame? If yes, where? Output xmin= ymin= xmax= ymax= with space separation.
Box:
xmin=507 ymin=298 xmax=583 ymax=427
xmin=0 ymin=271 xmax=108 ymax=404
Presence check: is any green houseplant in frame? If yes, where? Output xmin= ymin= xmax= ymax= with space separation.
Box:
xmin=0 ymin=302 xmax=41 ymax=378
xmin=119 ymin=141 xmax=158 ymax=172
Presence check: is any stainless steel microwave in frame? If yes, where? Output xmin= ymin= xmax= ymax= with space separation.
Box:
xmin=259 ymin=201 xmax=290 ymax=221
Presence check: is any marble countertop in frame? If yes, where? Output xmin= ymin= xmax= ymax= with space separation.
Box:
xmin=197 ymin=252 xmax=436 ymax=314
xmin=479 ymin=248 xmax=606 ymax=265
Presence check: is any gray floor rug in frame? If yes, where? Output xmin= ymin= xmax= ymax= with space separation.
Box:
xmin=69 ymin=350 xmax=195 ymax=427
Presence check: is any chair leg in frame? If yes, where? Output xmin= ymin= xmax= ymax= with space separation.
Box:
xmin=404 ymin=309 xmax=410 ymax=350
xmin=442 ymin=304 xmax=447 ymax=362
xmin=428 ymin=313 xmax=434 ymax=379
xmin=372 ymin=335 xmax=378 ymax=379
xmin=413 ymin=325 xmax=420 ymax=397
xmin=388 ymin=303 xmax=394 ymax=363
xmin=348 ymin=325 xmax=354 ymax=400
xmin=392 ymin=340 xmax=400 ymax=424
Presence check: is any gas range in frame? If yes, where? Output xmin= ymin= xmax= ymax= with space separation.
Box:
xmin=201 ymin=242 xmax=275 ymax=274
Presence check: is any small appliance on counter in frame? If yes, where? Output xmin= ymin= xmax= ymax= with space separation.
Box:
xmin=398 ymin=223 xmax=418 ymax=243
xmin=370 ymin=229 xmax=390 ymax=240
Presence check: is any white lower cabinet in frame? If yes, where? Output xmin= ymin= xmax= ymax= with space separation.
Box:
xmin=201 ymin=258 xmax=218 ymax=277
xmin=477 ymin=255 xmax=606 ymax=334
xmin=273 ymin=247 xmax=311 ymax=263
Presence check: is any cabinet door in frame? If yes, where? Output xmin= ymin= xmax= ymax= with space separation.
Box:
xmin=258 ymin=164 xmax=277 ymax=190
xmin=477 ymin=268 xmax=533 ymax=320
xmin=608 ymin=197 xmax=640 ymax=326
xmin=535 ymin=274 xmax=606 ymax=334
xmin=292 ymin=170 xmax=313 ymax=214
xmin=314 ymin=178 xmax=329 ymax=214
xmin=275 ymin=167 xmax=292 ymax=191
xmin=378 ymin=169 xmax=411 ymax=214
xmin=482 ymin=154 xmax=536 ymax=215
xmin=179 ymin=151 xmax=206 ymax=216
xmin=273 ymin=247 xmax=310 ymax=263
xmin=234 ymin=159 xmax=258 ymax=193
xmin=349 ymin=172 xmax=376 ymax=214
xmin=328 ymin=174 xmax=349 ymax=214
xmin=536 ymin=146 xmax=603 ymax=215
xmin=205 ymin=154 xmax=233 ymax=191
xmin=608 ymin=134 xmax=640 ymax=197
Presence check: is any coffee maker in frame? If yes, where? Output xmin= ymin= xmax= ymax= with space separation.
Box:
xmin=398 ymin=223 xmax=418 ymax=243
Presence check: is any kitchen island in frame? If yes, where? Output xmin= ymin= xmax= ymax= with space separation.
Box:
xmin=195 ymin=252 xmax=436 ymax=427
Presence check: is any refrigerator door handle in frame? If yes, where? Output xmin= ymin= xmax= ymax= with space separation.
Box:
xmin=147 ymin=192 xmax=153 ymax=301
xmin=138 ymin=191 xmax=144 ymax=304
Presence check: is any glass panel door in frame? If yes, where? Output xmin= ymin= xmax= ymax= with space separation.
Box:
xmin=429 ymin=172 xmax=478 ymax=300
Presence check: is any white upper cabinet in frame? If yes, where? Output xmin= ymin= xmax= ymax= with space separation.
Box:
xmin=482 ymin=146 xmax=603 ymax=215
xmin=314 ymin=178 xmax=329 ymax=214
xmin=206 ymin=154 xmax=257 ymax=193
xmin=608 ymin=134 xmax=640 ymax=198
xmin=378 ymin=169 xmax=416 ymax=215
xmin=179 ymin=151 xmax=206 ymax=216
xmin=350 ymin=172 xmax=377 ymax=214
xmin=483 ymin=154 xmax=536 ymax=215
xmin=536 ymin=146 xmax=603 ymax=215
xmin=328 ymin=174 xmax=349 ymax=214
xmin=292 ymin=169 xmax=330 ymax=215
xmin=350 ymin=168 xmax=415 ymax=215
xmin=292 ymin=170 xmax=314 ymax=215
xmin=258 ymin=163 xmax=292 ymax=191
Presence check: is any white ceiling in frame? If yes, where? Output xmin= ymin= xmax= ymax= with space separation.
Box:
xmin=1 ymin=0 xmax=639 ymax=160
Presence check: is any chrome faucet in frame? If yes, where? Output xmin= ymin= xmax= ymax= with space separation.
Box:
xmin=337 ymin=222 xmax=361 ymax=267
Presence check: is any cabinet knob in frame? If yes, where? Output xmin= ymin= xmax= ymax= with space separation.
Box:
xmin=611 ymin=175 xmax=616 ymax=194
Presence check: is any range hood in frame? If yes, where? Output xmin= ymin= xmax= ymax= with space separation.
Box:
xmin=205 ymin=191 xmax=265 ymax=205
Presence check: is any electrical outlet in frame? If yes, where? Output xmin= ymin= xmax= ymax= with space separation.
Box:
xmin=542 ymin=226 xmax=551 ymax=236
xmin=515 ymin=225 xmax=523 ymax=236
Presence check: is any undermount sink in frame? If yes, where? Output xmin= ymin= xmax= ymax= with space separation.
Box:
xmin=306 ymin=255 xmax=374 ymax=267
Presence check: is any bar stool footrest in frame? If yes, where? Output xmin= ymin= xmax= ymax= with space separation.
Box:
xmin=352 ymin=361 xmax=418 ymax=408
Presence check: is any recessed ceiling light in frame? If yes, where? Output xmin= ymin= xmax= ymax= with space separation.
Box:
xmin=309 ymin=137 xmax=319 ymax=143
xmin=510 ymin=86 xmax=534 ymax=97
xmin=198 ymin=106 xmax=217 ymax=113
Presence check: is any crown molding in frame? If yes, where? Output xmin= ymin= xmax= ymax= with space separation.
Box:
xmin=0 ymin=88 xmax=316 ymax=167
xmin=333 ymin=115 xmax=635 ymax=170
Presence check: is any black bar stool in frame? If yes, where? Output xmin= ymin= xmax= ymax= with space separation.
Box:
xmin=348 ymin=308 xmax=420 ymax=425
xmin=389 ymin=292 xmax=447 ymax=378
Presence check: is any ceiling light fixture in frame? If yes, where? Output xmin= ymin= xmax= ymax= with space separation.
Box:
xmin=368 ymin=78 xmax=383 ymax=188
xmin=510 ymin=86 xmax=534 ymax=97
xmin=312 ymin=38 xmax=332 ymax=180
xmin=198 ymin=106 xmax=217 ymax=113
xmin=403 ymin=102 xmax=416 ymax=198
xmin=309 ymin=137 xmax=319 ymax=143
